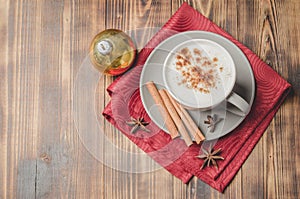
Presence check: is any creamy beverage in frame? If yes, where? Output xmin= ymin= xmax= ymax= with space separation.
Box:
xmin=163 ymin=39 xmax=235 ymax=110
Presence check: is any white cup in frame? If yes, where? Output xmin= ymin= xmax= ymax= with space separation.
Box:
xmin=163 ymin=39 xmax=249 ymax=116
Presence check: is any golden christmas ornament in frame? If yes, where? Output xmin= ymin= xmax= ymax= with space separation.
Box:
xmin=89 ymin=29 xmax=136 ymax=76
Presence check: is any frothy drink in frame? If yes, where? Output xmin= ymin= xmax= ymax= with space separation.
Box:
xmin=163 ymin=39 xmax=235 ymax=110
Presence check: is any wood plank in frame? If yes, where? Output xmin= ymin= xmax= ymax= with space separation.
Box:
xmin=34 ymin=0 xmax=69 ymax=197
xmin=0 ymin=0 xmax=9 ymax=197
xmin=269 ymin=1 xmax=300 ymax=198
xmin=66 ymin=0 xmax=107 ymax=198
xmin=2 ymin=0 xmax=41 ymax=198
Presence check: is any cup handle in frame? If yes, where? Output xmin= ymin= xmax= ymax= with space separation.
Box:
xmin=226 ymin=92 xmax=249 ymax=117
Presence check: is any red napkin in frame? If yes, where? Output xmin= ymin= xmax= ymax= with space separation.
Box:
xmin=102 ymin=3 xmax=291 ymax=192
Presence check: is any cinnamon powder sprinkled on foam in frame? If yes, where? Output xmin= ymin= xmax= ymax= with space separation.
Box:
xmin=175 ymin=47 xmax=222 ymax=93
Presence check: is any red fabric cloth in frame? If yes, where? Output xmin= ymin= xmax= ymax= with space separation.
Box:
xmin=102 ymin=3 xmax=291 ymax=192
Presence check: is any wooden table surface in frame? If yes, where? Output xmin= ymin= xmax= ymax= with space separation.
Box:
xmin=1 ymin=0 xmax=299 ymax=198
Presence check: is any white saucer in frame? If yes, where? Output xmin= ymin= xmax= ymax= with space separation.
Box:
xmin=140 ymin=31 xmax=255 ymax=140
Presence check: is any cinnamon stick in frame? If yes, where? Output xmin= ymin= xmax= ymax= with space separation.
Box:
xmin=166 ymin=91 xmax=205 ymax=143
xmin=145 ymin=82 xmax=179 ymax=139
xmin=159 ymin=89 xmax=193 ymax=146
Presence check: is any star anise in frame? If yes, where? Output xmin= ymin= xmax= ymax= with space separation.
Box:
xmin=126 ymin=117 xmax=150 ymax=134
xmin=196 ymin=144 xmax=224 ymax=170
xmin=204 ymin=114 xmax=223 ymax=132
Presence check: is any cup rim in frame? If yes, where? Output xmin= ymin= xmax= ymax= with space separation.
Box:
xmin=162 ymin=38 xmax=236 ymax=110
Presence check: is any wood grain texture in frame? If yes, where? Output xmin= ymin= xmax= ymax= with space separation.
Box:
xmin=0 ymin=0 xmax=299 ymax=198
